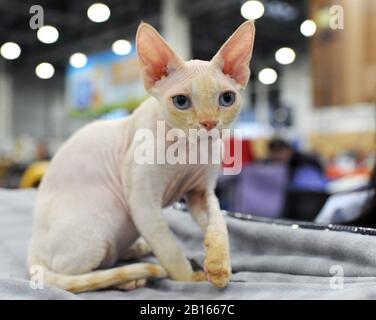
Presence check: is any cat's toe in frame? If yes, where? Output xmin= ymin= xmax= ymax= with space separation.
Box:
xmin=191 ymin=271 xmax=207 ymax=282
xmin=204 ymin=235 xmax=231 ymax=288
xmin=204 ymin=262 xmax=231 ymax=288
xmin=114 ymin=278 xmax=147 ymax=290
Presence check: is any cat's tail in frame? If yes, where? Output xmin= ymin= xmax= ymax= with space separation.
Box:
xmin=28 ymin=258 xmax=167 ymax=293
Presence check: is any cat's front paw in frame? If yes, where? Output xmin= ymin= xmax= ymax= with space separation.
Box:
xmin=204 ymin=230 xmax=231 ymax=288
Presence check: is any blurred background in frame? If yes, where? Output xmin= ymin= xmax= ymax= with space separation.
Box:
xmin=0 ymin=0 xmax=375 ymax=225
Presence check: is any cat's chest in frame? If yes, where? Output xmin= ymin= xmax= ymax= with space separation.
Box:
xmin=162 ymin=164 xmax=207 ymax=207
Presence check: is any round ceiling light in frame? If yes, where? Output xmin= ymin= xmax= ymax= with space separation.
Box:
xmin=69 ymin=53 xmax=88 ymax=68
xmin=112 ymin=40 xmax=132 ymax=55
xmin=37 ymin=25 xmax=59 ymax=44
xmin=35 ymin=62 xmax=55 ymax=79
xmin=275 ymin=47 xmax=296 ymax=65
xmin=0 ymin=42 xmax=21 ymax=60
xmin=300 ymin=20 xmax=317 ymax=37
xmin=87 ymin=3 xmax=111 ymax=23
xmin=240 ymin=1 xmax=265 ymax=20
xmin=258 ymin=68 xmax=278 ymax=85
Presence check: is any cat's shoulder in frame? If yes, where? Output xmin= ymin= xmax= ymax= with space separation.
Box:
xmin=87 ymin=118 xmax=125 ymax=130
xmin=134 ymin=96 xmax=159 ymax=112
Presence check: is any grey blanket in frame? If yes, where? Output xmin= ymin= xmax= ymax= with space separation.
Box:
xmin=1 ymin=188 xmax=376 ymax=300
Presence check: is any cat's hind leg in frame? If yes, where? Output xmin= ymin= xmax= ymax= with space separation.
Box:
xmin=120 ymin=237 xmax=152 ymax=261
xmin=114 ymin=238 xmax=153 ymax=290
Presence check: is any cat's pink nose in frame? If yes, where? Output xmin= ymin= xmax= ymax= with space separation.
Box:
xmin=200 ymin=120 xmax=218 ymax=130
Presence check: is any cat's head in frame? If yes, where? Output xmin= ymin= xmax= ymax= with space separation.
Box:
xmin=136 ymin=21 xmax=255 ymax=132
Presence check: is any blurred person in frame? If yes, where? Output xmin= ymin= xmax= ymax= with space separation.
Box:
xmin=267 ymin=138 xmax=326 ymax=191
xmin=35 ymin=140 xmax=51 ymax=161
xmin=345 ymin=164 xmax=376 ymax=227
xmin=316 ymin=164 xmax=376 ymax=226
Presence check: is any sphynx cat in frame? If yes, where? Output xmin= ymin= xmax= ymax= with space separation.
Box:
xmin=27 ymin=20 xmax=255 ymax=292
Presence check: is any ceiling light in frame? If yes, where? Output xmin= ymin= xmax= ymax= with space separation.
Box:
xmin=87 ymin=3 xmax=111 ymax=23
xmin=240 ymin=1 xmax=265 ymax=20
xmin=258 ymin=68 xmax=277 ymax=85
xmin=69 ymin=53 xmax=88 ymax=68
xmin=0 ymin=42 xmax=21 ymax=60
xmin=112 ymin=40 xmax=132 ymax=56
xmin=35 ymin=62 xmax=55 ymax=79
xmin=300 ymin=20 xmax=317 ymax=37
xmin=275 ymin=47 xmax=296 ymax=65
xmin=37 ymin=25 xmax=59 ymax=44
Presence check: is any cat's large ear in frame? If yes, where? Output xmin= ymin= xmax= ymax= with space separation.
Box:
xmin=211 ymin=21 xmax=255 ymax=88
xmin=136 ymin=22 xmax=185 ymax=91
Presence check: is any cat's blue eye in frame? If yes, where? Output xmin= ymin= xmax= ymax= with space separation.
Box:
xmin=219 ymin=91 xmax=236 ymax=107
xmin=172 ymin=95 xmax=191 ymax=110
